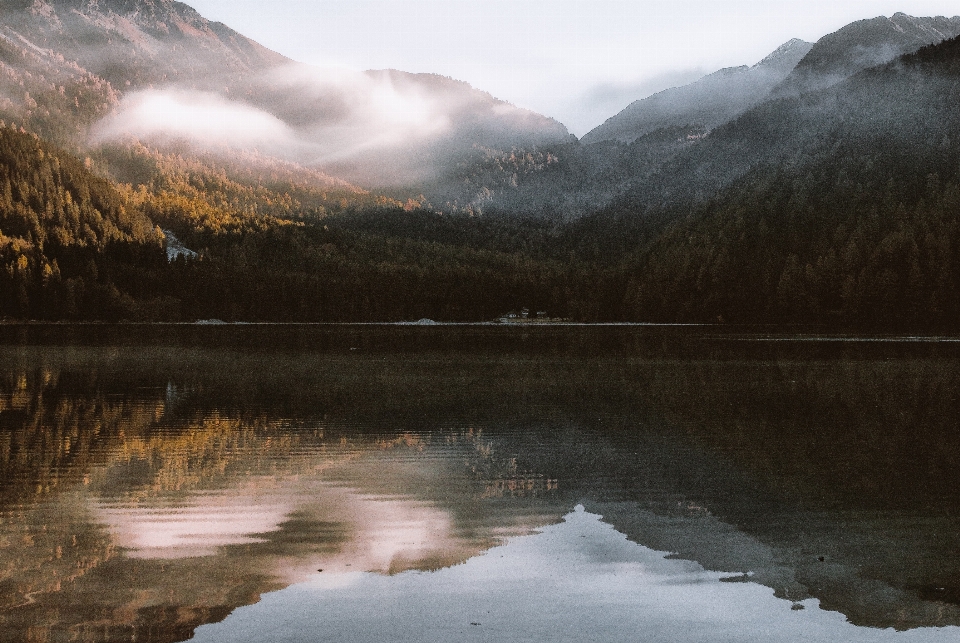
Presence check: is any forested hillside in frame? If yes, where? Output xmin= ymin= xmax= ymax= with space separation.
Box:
xmin=0 ymin=126 xmax=604 ymax=322
xmin=0 ymin=125 xmax=165 ymax=319
xmin=6 ymin=29 xmax=960 ymax=328
xmin=610 ymin=35 xmax=960 ymax=328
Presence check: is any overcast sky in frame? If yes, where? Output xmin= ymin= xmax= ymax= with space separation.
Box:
xmin=185 ymin=1 xmax=960 ymax=136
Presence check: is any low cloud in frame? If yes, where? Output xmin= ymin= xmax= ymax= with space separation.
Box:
xmin=89 ymin=63 xmax=464 ymax=183
xmin=89 ymin=59 xmax=572 ymax=188
xmin=90 ymin=89 xmax=299 ymax=152
xmin=254 ymin=63 xmax=453 ymax=164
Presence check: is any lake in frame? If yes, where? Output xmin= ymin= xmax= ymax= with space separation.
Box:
xmin=1 ymin=324 xmax=959 ymax=642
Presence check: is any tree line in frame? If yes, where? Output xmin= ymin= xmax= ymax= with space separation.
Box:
xmin=4 ymin=74 xmax=960 ymax=329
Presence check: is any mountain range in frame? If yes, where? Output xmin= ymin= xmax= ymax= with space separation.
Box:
xmin=3 ymin=1 xmax=960 ymax=328
xmin=581 ymin=38 xmax=814 ymax=145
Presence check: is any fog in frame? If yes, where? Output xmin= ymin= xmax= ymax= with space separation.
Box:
xmin=253 ymin=63 xmax=452 ymax=163
xmin=558 ymin=68 xmax=708 ymax=136
xmin=90 ymin=89 xmax=299 ymax=152
xmin=90 ymin=61 xmax=569 ymax=186
xmin=88 ymin=65 xmax=451 ymax=179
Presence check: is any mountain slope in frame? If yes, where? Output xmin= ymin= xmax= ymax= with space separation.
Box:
xmin=560 ymin=14 xmax=960 ymax=223
xmin=595 ymin=14 xmax=960 ymax=226
xmin=0 ymin=124 xmax=166 ymax=319
xmin=0 ymin=122 xmax=591 ymax=323
xmin=609 ymin=34 xmax=960 ymax=326
xmin=291 ymin=68 xmax=574 ymax=187
xmin=433 ymin=39 xmax=816 ymax=219
xmin=0 ymin=0 xmax=289 ymax=149
xmin=771 ymin=12 xmax=960 ymax=98
xmin=0 ymin=0 xmax=288 ymax=87
xmin=581 ymin=39 xmax=812 ymax=145
xmin=0 ymin=0 xmax=573 ymax=196
xmin=459 ymin=15 xmax=960 ymax=219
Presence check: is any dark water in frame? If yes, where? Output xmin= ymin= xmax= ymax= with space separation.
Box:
xmin=1 ymin=324 xmax=960 ymax=642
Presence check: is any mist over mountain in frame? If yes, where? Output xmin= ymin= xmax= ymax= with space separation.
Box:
xmin=4 ymin=2 xmax=959 ymax=215
xmin=601 ymin=21 xmax=960 ymax=221
xmin=0 ymin=0 xmax=572 ymax=194
xmin=581 ymin=39 xmax=813 ymax=145
xmin=439 ymin=39 xmax=815 ymax=219
xmin=0 ymin=0 xmax=294 ymax=157
xmin=481 ymin=13 xmax=960 ymax=223
xmin=771 ymin=12 xmax=960 ymax=98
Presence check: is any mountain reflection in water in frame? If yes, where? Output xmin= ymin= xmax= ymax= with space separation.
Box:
xmin=1 ymin=325 xmax=960 ymax=642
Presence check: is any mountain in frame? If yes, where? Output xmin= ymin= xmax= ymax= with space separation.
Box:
xmin=451 ymin=39 xmax=815 ymax=218
xmin=564 ymin=14 xmax=960 ymax=222
xmin=0 ymin=0 xmax=288 ymax=87
xmin=603 ymin=33 xmax=960 ymax=326
xmin=446 ymin=14 xmax=960 ymax=218
xmin=560 ymin=14 xmax=960 ymax=228
xmin=0 ymin=0 xmax=289 ymax=148
xmin=452 ymin=39 xmax=816 ymax=220
xmin=581 ymin=39 xmax=813 ymax=145
xmin=771 ymin=12 xmax=960 ymax=98
xmin=279 ymin=68 xmax=574 ymax=188
xmin=0 ymin=0 xmax=573 ymax=195
xmin=607 ymin=22 xmax=960 ymax=219
xmin=8 ymin=4 xmax=960 ymax=326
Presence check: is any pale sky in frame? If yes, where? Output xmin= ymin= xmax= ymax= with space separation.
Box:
xmin=185 ymin=1 xmax=960 ymax=136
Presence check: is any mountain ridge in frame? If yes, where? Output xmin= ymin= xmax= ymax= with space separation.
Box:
xmin=771 ymin=12 xmax=960 ymax=98
xmin=581 ymin=38 xmax=812 ymax=145
xmin=595 ymin=30 xmax=960 ymax=325
xmin=1 ymin=0 xmax=289 ymax=86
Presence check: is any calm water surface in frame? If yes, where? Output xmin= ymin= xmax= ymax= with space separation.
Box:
xmin=1 ymin=324 xmax=959 ymax=642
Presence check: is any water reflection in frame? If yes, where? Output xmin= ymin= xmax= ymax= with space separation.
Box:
xmin=191 ymin=507 xmax=960 ymax=643
xmin=0 ymin=349 xmax=567 ymax=642
xmin=1 ymin=418 xmax=565 ymax=642
xmin=1 ymin=327 xmax=960 ymax=641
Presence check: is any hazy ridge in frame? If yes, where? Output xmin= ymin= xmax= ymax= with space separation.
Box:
xmin=581 ymin=38 xmax=813 ymax=145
